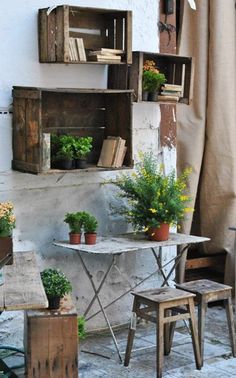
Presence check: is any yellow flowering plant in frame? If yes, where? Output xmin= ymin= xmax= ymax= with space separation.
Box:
xmin=0 ymin=202 xmax=16 ymax=237
xmin=110 ymin=153 xmax=193 ymax=232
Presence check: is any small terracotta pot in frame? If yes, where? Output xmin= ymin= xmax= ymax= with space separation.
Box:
xmin=85 ymin=233 xmax=97 ymax=245
xmin=148 ymin=224 xmax=170 ymax=241
xmin=69 ymin=233 xmax=81 ymax=244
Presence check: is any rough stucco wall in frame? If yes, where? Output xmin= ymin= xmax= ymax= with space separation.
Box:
xmin=0 ymin=0 xmax=176 ymax=345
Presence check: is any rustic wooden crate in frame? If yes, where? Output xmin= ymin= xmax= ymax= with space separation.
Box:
xmin=108 ymin=51 xmax=194 ymax=104
xmin=24 ymin=296 xmax=78 ymax=378
xmin=38 ymin=5 xmax=132 ymax=64
xmin=12 ymin=87 xmax=133 ymax=174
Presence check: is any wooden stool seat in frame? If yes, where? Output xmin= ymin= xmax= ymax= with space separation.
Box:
xmin=176 ymin=279 xmax=236 ymax=367
xmin=124 ymin=287 xmax=201 ymax=378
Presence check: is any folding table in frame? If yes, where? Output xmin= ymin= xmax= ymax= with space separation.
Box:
xmin=54 ymin=232 xmax=209 ymax=362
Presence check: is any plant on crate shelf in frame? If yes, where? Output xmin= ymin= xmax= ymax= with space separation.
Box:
xmin=142 ymin=60 xmax=166 ymax=101
xmin=40 ymin=268 xmax=72 ymax=310
xmin=83 ymin=212 xmax=98 ymax=245
xmin=64 ymin=211 xmax=87 ymax=244
xmin=0 ymin=202 xmax=16 ymax=265
xmin=51 ymin=134 xmax=75 ymax=170
xmin=109 ymin=152 xmax=193 ymax=241
xmin=73 ymin=136 xmax=93 ymax=169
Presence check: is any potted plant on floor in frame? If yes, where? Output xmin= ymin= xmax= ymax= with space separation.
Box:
xmin=64 ymin=211 xmax=86 ymax=244
xmin=40 ymin=268 xmax=72 ymax=309
xmin=83 ymin=212 xmax=98 ymax=245
xmin=0 ymin=202 xmax=16 ymax=265
xmin=109 ymin=152 xmax=193 ymax=241
xmin=73 ymin=136 xmax=93 ymax=169
xmin=143 ymin=60 xmax=166 ymax=101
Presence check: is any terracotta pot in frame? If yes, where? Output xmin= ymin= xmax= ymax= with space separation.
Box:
xmin=85 ymin=233 xmax=97 ymax=245
xmin=0 ymin=236 xmax=13 ymax=265
xmin=48 ymin=296 xmax=61 ymax=310
xmin=69 ymin=233 xmax=81 ymax=244
xmin=148 ymin=224 xmax=170 ymax=241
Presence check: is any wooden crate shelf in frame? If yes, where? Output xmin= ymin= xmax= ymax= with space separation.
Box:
xmin=38 ymin=5 xmax=132 ymax=64
xmin=108 ymin=51 xmax=194 ymax=104
xmin=12 ymin=87 xmax=133 ymax=174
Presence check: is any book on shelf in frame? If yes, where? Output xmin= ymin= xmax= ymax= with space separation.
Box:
xmin=163 ymin=84 xmax=183 ymax=92
xmin=97 ymin=136 xmax=126 ymax=168
xmin=69 ymin=37 xmax=79 ymax=61
xmin=75 ymin=38 xmax=86 ymax=62
xmin=161 ymin=90 xmax=182 ymax=97
xmin=89 ymin=54 xmax=121 ymax=62
xmin=158 ymin=95 xmax=179 ymax=102
xmin=89 ymin=48 xmax=125 ymax=56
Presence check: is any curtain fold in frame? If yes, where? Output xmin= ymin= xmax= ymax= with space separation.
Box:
xmin=177 ymin=0 xmax=236 ymax=285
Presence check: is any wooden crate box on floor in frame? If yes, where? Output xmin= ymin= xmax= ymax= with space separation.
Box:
xmin=24 ymin=296 xmax=78 ymax=378
xmin=12 ymin=87 xmax=133 ymax=174
xmin=108 ymin=51 xmax=194 ymax=104
xmin=38 ymin=5 xmax=132 ymax=64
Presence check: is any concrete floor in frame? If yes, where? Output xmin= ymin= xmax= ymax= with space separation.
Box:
xmin=7 ymin=305 xmax=236 ymax=377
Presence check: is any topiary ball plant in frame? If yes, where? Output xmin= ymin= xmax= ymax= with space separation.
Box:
xmin=41 ymin=268 xmax=72 ymax=309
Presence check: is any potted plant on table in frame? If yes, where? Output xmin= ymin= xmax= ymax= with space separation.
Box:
xmin=109 ymin=152 xmax=193 ymax=241
xmin=83 ymin=212 xmax=98 ymax=245
xmin=40 ymin=268 xmax=72 ymax=309
xmin=73 ymin=136 xmax=93 ymax=169
xmin=64 ymin=211 xmax=86 ymax=244
xmin=142 ymin=60 xmax=166 ymax=101
xmin=0 ymin=202 xmax=16 ymax=265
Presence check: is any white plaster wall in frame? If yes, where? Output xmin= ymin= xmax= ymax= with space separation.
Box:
xmin=0 ymin=0 xmax=177 ymax=345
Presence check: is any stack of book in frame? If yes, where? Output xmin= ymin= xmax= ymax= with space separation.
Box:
xmin=88 ymin=48 xmax=124 ymax=63
xmin=69 ymin=37 xmax=86 ymax=62
xmin=158 ymin=84 xmax=183 ymax=102
xmin=97 ymin=136 xmax=127 ymax=168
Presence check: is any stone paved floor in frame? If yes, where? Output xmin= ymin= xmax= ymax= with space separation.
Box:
xmin=79 ymin=305 xmax=236 ymax=378
xmin=9 ymin=305 xmax=236 ymax=377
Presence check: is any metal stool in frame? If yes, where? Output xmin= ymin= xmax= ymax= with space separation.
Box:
xmin=176 ymin=279 xmax=236 ymax=366
xmin=124 ymin=287 xmax=201 ymax=378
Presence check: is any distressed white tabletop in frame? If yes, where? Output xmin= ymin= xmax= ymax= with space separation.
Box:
xmin=54 ymin=233 xmax=210 ymax=255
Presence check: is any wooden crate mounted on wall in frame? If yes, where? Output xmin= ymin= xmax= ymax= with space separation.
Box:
xmin=12 ymin=86 xmax=133 ymax=174
xmin=108 ymin=51 xmax=194 ymax=104
xmin=38 ymin=5 xmax=132 ymax=64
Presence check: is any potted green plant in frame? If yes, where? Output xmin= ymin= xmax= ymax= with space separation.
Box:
xmin=109 ymin=152 xmax=192 ymax=241
xmin=73 ymin=136 xmax=93 ymax=169
xmin=0 ymin=202 xmax=16 ymax=265
xmin=53 ymin=135 xmax=75 ymax=170
xmin=83 ymin=212 xmax=98 ymax=245
xmin=64 ymin=211 xmax=86 ymax=244
xmin=142 ymin=60 xmax=166 ymax=101
xmin=40 ymin=268 xmax=72 ymax=309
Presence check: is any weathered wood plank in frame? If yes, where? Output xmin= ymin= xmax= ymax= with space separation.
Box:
xmin=185 ymin=254 xmax=226 ymax=270
xmin=47 ymin=8 xmax=56 ymax=62
xmin=38 ymin=9 xmax=48 ymax=62
xmin=25 ymin=99 xmax=40 ymax=165
xmin=55 ymin=6 xmax=64 ymax=62
xmin=13 ymin=97 xmax=26 ymax=162
xmin=4 ymin=251 xmax=48 ymax=310
xmin=125 ymin=11 xmax=132 ymax=64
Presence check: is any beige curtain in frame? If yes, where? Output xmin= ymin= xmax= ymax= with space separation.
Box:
xmin=177 ymin=0 xmax=236 ymax=285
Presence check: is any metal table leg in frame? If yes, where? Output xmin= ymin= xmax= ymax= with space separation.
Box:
xmin=77 ymin=253 xmax=123 ymax=362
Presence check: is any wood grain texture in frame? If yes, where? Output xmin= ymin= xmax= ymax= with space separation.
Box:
xmin=2 ymin=251 xmax=48 ymax=311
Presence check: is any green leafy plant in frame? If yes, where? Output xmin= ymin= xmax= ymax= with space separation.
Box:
xmin=40 ymin=268 xmax=72 ymax=298
xmin=83 ymin=213 xmax=98 ymax=233
xmin=0 ymin=202 xmax=16 ymax=237
xmin=64 ymin=212 xmax=87 ymax=234
xmin=109 ymin=152 xmax=193 ymax=231
xmin=51 ymin=134 xmax=75 ymax=161
xmin=77 ymin=316 xmax=86 ymax=340
xmin=143 ymin=60 xmax=166 ymax=93
xmin=73 ymin=136 xmax=93 ymax=160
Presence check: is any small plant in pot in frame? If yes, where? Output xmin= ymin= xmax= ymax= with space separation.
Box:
xmin=64 ymin=212 xmax=86 ymax=244
xmin=83 ymin=213 xmax=98 ymax=245
xmin=73 ymin=136 xmax=93 ymax=169
xmin=53 ymin=135 xmax=75 ymax=170
xmin=142 ymin=60 xmax=166 ymax=101
xmin=40 ymin=268 xmax=72 ymax=310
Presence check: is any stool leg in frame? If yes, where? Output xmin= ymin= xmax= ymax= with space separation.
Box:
xmin=156 ymin=305 xmax=164 ymax=378
xmin=164 ymin=309 xmax=171 ymax=355
xmin=188 ymin=298 xmax=201 ymax=370
xmin=124 ymin=297 xmax=138 ymax=367
xmin=198 ymin=299 xmax=207 ymax=367
xmin=224 ymin=297 xmax=236 ymax=357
